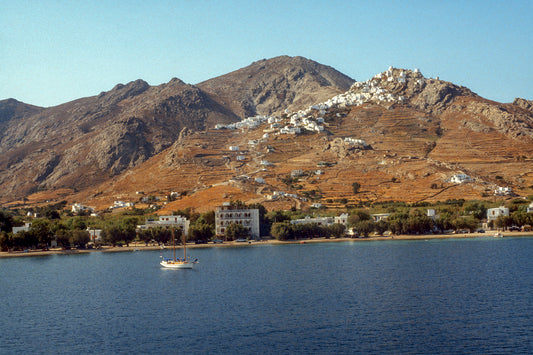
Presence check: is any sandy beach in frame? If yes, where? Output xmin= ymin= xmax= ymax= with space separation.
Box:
xmin=1 ymin=231 xmax=532 ymax=259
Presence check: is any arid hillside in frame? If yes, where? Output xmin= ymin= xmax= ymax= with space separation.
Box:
xmin=1 ymin=63 xmax=532 ymax=211
xmin=0 ymin=56 xmax=352 ymax=203
xmin=65 ymin=68 xmax=533 ymax=213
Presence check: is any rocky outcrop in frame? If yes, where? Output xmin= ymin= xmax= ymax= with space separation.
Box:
xmin=0 ymin=98 xmax=43 ymax=125
xmin=513 ymin=98 xmax=533 ymax=113
xmin=410 ymin=79 xmax=476 ymax=115
xmin=97 ymin=79 xmax=150 ymax=105
xmin=465 ymin=101 xmax=533 ymax=139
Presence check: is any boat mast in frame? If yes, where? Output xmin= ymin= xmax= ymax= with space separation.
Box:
xmin=183 ymin=229 xmax=187 ymax=261
xmin=172 ymin=228 xmax=176 ymax=261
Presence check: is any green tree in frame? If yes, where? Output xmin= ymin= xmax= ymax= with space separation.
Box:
xmin=348 ymin=210 xmax=371 ymax=227
xmin=224 ymin=223 xmax=249 ymax=241
xmin=271 ymin=222 xmax=293 ymax=241
xmin=66 ymin=217 xmax=87 ymax=230
xmin=268 ymin=210 xmax=291 ymax=223
xmin=189 ymin=222 xmax=214 ymax=243
xmin=292 ymin=223 xmax=321 ymax=239
xmin=12 ymin=232 xmax=34 ymax=250
xmin=355 ymin=220 xmax=375 ymax=237
xmin=101 ymin=225 xmax=123 ymax=246
xmin=0 ymin=210 xmax=14 ymax=233
xmin=0 ymin=231 xmax=12 ymax=251
xmin=327 ymin=223 xmax=346 ymax=238
xmin=121 ymin=225 xmax=136 ymax=247
xmin=374 ymin=220 xmax=389 ymax=236
xmin=194 ymin=211 xmax=215 ymax=227
xmin=30 ymin=218 xmax=52 ymax=247
xmin=463 ymin=201 xmax=487 ymax=220
xmin=70 ymin=230 xmax=90 ymax=248
xmin=43 ymin=208 xmax=61 ymax=220
xmin=138 ymin=229 xmax=154 ymax=245
xmin=511 ymin=210 xmax=531 ymax=227
xmin=120 ymin=217 xmax=139 ymax=231
xmin=495 ymin=215 xmax=512 ymax=230
xmin=352 ymin=182 xmax=361 ymax=194
xmin=152 ymin=227 xmax=172 ymax=245
xmin=55 ymin=230 xmax=71 ymax=248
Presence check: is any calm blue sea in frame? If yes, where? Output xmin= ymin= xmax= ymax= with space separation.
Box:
xmin=1 ymin=237 xmax=533 ymax=354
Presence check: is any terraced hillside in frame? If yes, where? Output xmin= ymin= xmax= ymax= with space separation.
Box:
xmin=2 ymin=65 xmax=533 ymax=212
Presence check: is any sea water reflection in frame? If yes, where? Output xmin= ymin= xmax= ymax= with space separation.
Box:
xmin=1 ymin=237 xmax=532 ymax=354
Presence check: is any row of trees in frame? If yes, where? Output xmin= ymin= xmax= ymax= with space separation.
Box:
xmin=0 ymin=216 xmax=92 ymax=251
xmin=271 ymin=222 xmax=346 ymax=241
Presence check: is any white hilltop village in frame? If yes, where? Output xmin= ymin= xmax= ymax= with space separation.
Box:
xmin=214 ymin=66 xmax=422 ymax=139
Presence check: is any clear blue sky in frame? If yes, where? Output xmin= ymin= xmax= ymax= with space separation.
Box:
xmin=1 ymin=0 xmax=532 ymax=107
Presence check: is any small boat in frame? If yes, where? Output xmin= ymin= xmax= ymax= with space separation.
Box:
xmin=160 ymin=228 xmax=198 ymax=269
xmin=494 ymin=232 xmax=503 ymax=238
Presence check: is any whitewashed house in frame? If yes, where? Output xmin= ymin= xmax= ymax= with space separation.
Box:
xmin=487 ymin=206 xmax=509 ymax=222
xmin=494 ymin=186 xmax=512 ymax=196
xmin=72 ymin=203 xmax=94 ymax=214
xmin=450 ymin=174 xmax=472 ymax=184
xmin=334 ymin=213 xmax=349 ymax=225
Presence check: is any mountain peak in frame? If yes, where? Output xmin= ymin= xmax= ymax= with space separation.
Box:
xmin=197 ymin=56 xmax=354 ymax=117
xmin=98 ymin=79 xmax=150 ymax=104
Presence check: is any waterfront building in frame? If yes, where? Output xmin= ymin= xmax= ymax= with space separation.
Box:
xmin=215 ymin=203 xmax=260 ymax=239
xmin=140 ymin=215 xmax=190 ymax=236
xmin=291 ymin=213 xmax=348 ymax=226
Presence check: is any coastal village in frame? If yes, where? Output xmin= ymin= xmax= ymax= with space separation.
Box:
xmin=2 ymin=67 xmax=533 ymax=253
xmin=2 ymin=196 xmax=533 ymax=254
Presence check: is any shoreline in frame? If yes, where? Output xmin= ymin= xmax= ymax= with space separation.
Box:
xmin=1 ymin=231 xmax=532 ymax=259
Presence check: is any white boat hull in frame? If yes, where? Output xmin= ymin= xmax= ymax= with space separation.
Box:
xmin=160 ymin=260 xmax=195 ymax=269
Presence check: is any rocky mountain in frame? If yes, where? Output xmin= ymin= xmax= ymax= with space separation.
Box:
xmin=197 ymin=55 xmax=355 ymax=117
xmin=1 ymin=58 xmax=532 ymax=210
xmin=0 ymin=56 xmax=355 ymax=202
xmin=47 ymin=66 xmax=530 ymax=214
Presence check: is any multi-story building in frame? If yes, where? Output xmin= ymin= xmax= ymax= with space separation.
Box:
xmin=141 ymin=215 xmax=190 ymax=236
xmin=291 ymin=213 xmax=348 ymax=226
xmin=215 ymin=203 xmax=260 ymax=239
